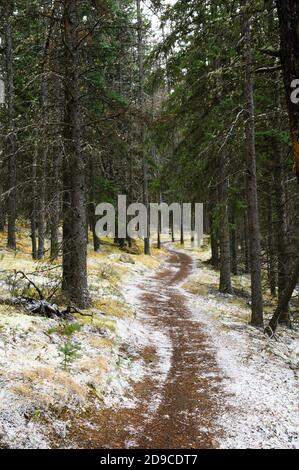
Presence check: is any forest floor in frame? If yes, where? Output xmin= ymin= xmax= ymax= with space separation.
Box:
xmin=184 ymin=246 xmax=299 ymax=449
xmin=0 ymin=230 xmax=298 ymax=449
xmin=66 ymin=245 xmax=299 ymax=449
xmin=66 ymin=249 xmax=223 ymax=449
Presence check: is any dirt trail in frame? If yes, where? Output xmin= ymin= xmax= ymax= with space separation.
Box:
xmin=68 ymin=250 xmax=223 ymax=449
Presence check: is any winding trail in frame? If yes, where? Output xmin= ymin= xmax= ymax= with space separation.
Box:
xmin=69 ymin=250 xmax=223 ymax=449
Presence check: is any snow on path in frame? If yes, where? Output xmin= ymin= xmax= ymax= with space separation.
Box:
xmin=119 ymin=250 xmax=223 ymax=448
xmin=185 ymin=252 xmax=299 ymax=449
xmin=62 ymin=247 xmax=298 ymax=449
xmin=70 ymin=249 xmax=224 ymax=449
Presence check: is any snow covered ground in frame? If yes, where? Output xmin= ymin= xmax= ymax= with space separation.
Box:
xmin=184 ymin=248 xmax=299 ymax=449
xmin=0 ymin=246 xmax=167 ymax=449
xmin=0 ymin=240 xmax=297 ymax=449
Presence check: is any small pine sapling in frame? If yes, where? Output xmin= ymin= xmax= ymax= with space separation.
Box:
xmin=59 ymin=340 xmax=81 ymax=370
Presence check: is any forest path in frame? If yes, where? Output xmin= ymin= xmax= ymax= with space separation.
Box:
xmin=69 ymin=250 xmax=223 ymax=449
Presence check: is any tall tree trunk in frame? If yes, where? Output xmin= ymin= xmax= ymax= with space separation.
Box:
xmin=230 ymin=213 xmax=238 ymax=276
xmin=243 ymin=212 xmax=250 ymax=273
xmin=89 ymin=157 xmax=100 ymax=252
xmin=191 ymin=203 xmax=195 ymax=248
xmin=180 ymin=202 xmax=184 ymax=246
xmin=242 ymin=0 xmax=264 ymax=326
xmin=276 ymin=0 xmax=299 ymax=183
xmin=62 ymin=0 xmax=89 ymax=308
xmin=136 ymin=0 xmax=150 ymax=255
xmin=218 ymin=172 xmax=233 ymax=294
xmin=0 ymin=154 xmax=5 ymax=232
xmin=50 ymin=202 xmax=60 ymax=261
xmin=273 ymin=142 xmax=290 ymax=321
xmin=266 ymin=187 xmax=277 ymax=297
xmin=170 ymin=211 xmax=175 ymax=243
xmin=31 ymin=144 xmax=38 ymax=259
xmin=157 ymin=193 xmax=162 ymax=250
xmin=37 ymin=79 xmax=47 ymax=259
xmin=50 ymin=151 xmax=61 ymax=261
xmin=5 ymin=1 xmax=16 ymax=250
xmin=209 ymin=187 xmax=219 ymax=267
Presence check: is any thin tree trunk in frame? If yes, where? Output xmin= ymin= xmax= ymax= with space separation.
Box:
xmin=157 ymin=193 xmax=162 ymax=249
xmin=31 ymin=144 xmax=38 ymax=259
xmin=89 ymin=157 xmax=100 ymax=252
xmin=266 ymin=188 xmax=277 ymax=297
xmin=170 ymin=211 xmax=175 ymax=243
xmin=241 ymin=0 xmax=264 ymax=326
xmin=209 ymin=187 xmax=219 ymax=267
xmin=191 ymin=203 xmax=195 ymax=248
xmin=243 ymin=212 xmax=250 ymax=273
xmin=136 ymin=0 xmax=150 ymax=255
xmin=50 ymin=157 xmax=61 ymax=261
xmin=180 ymin=202 xmax=184 ymax=246
xmin=31 ymin=216 xmax=37 ymax=260
xmin=219 ymin=172 xmax=233 ymax=293
xmin=50 ymin=196 xmax=60 ymax=261
xmin=230 ymin=213 xmax=238 ymax=276
xmin=0 ymin=154 xmax=5 ymax=231
xmin=5 ymin=1 xmax=16 ymax=250
xmin=37 ymin=79 xmax=47 ymax=259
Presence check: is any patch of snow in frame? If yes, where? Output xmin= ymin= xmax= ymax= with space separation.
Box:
xmin=0 ymin=251 xmax=167 ymax=448
xmin=186 ymin=253 xmax=299 ymax=449
xmin=121 ymin=267 xmax=173 ymax=414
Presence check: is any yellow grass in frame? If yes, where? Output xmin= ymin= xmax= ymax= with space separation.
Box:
xmin=92 ymin=298 xmax=134 ymax=319
xmin=88 ymin=337 xmax=114 ymax=349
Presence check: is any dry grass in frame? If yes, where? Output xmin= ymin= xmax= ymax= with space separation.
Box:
xmin=75 ymin=313 xmax=117 ymax=333
xmin=183 ymin=280 xmax=210 ymax=296
xmin=92 ymin=298 xmax=134 ymax=319
xmin=11 ymin=383 xmax=33 ymax=397
xmin=88 ymin=336 xmax=114 ymax=349
xmin=16 ymin=367 xmax=88 ymax=403
xmin=22 ymin=366 xmax=56 ymax=382
xmin=79 ymin=357 xmax=108 ymax=373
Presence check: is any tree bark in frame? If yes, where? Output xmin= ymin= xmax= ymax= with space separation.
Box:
xmin=62 ymin=0 xmax=89 ymax=308
xmin=230 ymin=213 xmax=238 ymax=276
xmin=50 ymin=153 xmax=61 ymax=262
xmin=37 ymin=79 xmax=48 ymax=259
xmin=241 ymin=0 xmax=264 ymax=326
xmin=31 ymin=143 xmax=38 ymax=259
xmin=243 ymin=212 xmax=250 ymax=273
xmin=170 ymin=211 xmax=175 ymax=243
xmin=180 ymin=202 xmax=184 ymax=246
xmin=266 ymin=187 xmax=277 ymax=297
xmin=219 ymin=173 xmax=233 ymax=294
xmin=273 ymin=141 xmax=290 ymax=321
xmin=5 ymin=0 xmax=17 ymax=250
xmin=276 ymin=0 xmax=299 ymax=183
xmin=0 ymin=154 xmax=5 ymax=232
xmin=209 ymin=187 xmax=219 ymax=267
xmin=136 ymin=0 xmax=151 ymax=255
xmin=157 ymin=193 xmax=162 ymax=249
xmin=88 ymin=157 xmax=100 ymax=252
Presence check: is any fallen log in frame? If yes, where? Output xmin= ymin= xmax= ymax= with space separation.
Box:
xmin=0 ymin=297 xmax=93 ymax=320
